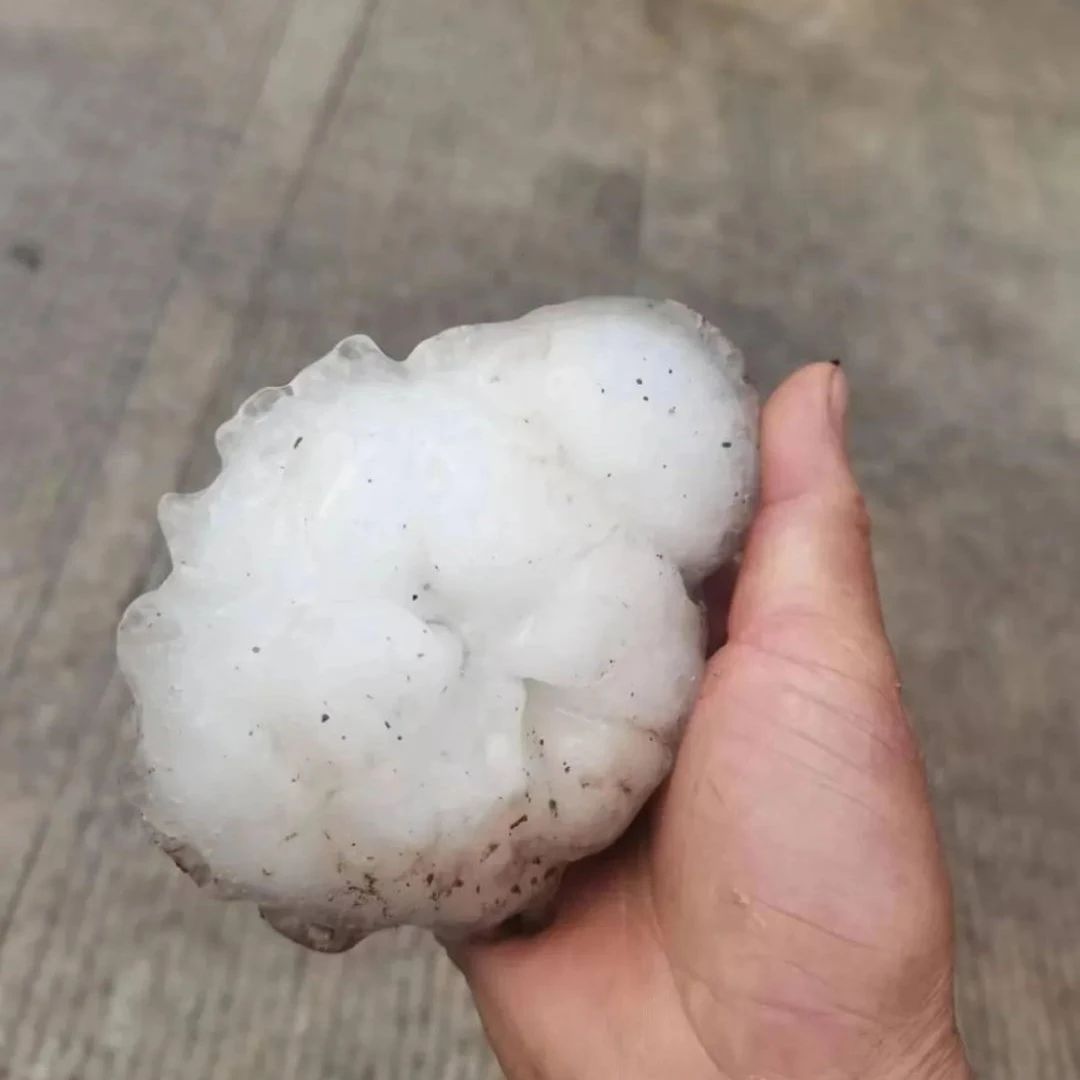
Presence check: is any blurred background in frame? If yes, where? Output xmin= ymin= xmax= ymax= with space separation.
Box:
xmin=2 ymin=0 xmax=1078 ymax=1077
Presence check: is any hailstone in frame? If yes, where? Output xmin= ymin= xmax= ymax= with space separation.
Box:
xmin=117 ymin=298 xmax=758 ymax=951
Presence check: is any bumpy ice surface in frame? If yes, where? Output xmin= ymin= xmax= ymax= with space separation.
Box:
xmin=117 ymin=298 xmax=758 ymax=950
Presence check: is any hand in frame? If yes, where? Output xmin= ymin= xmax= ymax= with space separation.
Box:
xmin=452 ymin=364 xmax=972 ymax=1079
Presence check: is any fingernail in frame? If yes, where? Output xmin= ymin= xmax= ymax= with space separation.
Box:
xmin=827 ymin=363 xmax=848 ymax=441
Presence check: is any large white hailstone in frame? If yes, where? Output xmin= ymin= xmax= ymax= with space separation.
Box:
xmin=117 ymin=298 xmax=758 ymax=951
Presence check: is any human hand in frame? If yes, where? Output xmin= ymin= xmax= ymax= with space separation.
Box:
xmin=453 ymin=363 xmax=971 ymax=1079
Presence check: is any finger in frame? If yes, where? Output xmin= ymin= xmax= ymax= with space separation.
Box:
xmin=727 ymin=362 xmax=896 ymax=684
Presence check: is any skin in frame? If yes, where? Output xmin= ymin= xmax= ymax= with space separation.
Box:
xmin=453 ymin=364 xmax=973 ymax=1080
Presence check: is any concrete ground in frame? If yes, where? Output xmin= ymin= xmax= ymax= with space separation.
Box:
xmin=1 ymin=0 xmax=1078 ymax=1077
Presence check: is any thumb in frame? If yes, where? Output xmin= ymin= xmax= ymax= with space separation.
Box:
xmin=728 ymin=362 xmax=897 ymax=686
xmin=662 ymin=364 xmax=964 ymax=1080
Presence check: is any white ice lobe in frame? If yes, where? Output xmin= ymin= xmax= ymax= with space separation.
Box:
xmin=117 ymin=298 xmax=758 ymax=949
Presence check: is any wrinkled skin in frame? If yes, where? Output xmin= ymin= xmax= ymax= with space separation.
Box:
xmin=454 ymin=365 xmax=972 ymax=1080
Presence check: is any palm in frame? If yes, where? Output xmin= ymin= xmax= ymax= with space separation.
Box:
xmin=457 ymin=366 xmax=966 ymax=1080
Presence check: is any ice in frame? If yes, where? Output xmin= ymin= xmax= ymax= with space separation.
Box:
xmin=117 ymin=298 xmax=758 ymax=948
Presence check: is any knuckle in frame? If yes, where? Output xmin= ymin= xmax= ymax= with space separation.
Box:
xmin=851 ymin=495 xmax=873 ymax=541
xmin=835 ymin=487 xmax=873 ymax=540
